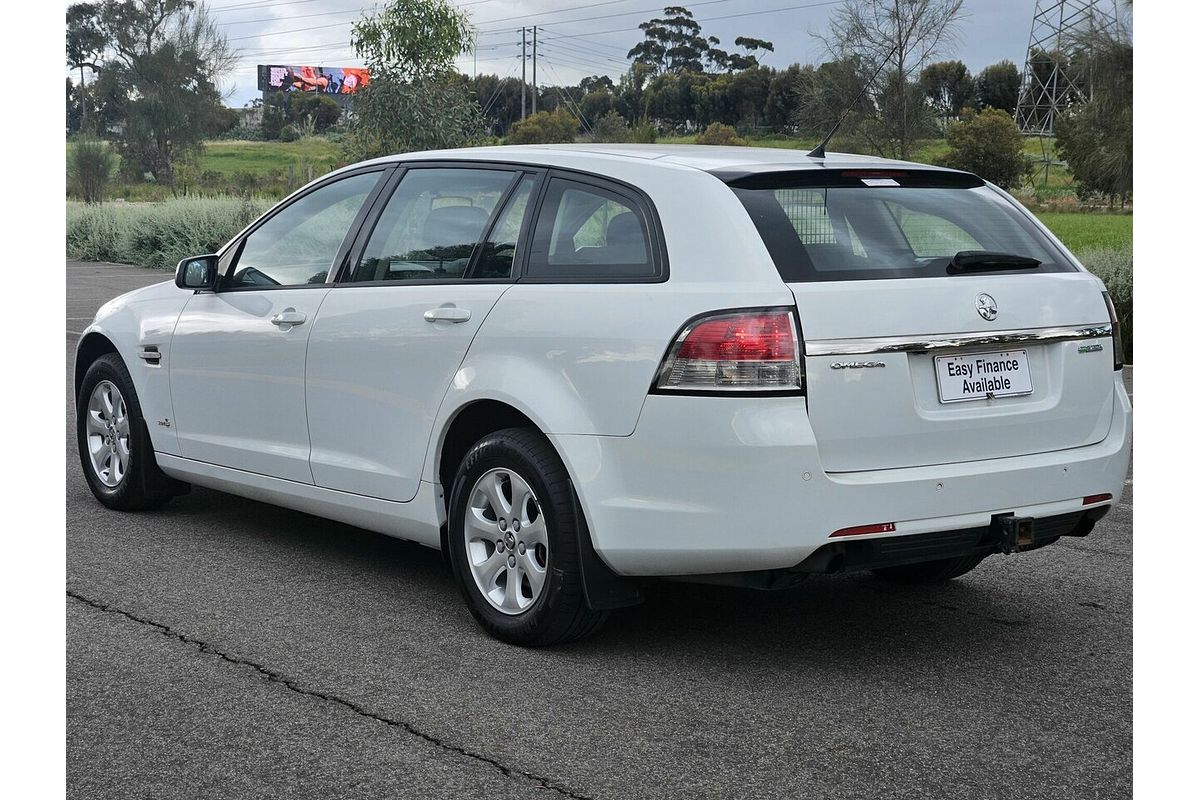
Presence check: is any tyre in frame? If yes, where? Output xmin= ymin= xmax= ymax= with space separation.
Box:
xmin=76 ymin=353 xmax=184 ymax=511
xmin=871 ymin=554 xmax=987 ymax=584
xmin=446 ymin=427 xmax=607 ymax=646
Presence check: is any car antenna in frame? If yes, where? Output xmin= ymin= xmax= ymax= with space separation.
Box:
xmin=807 ymin=45 xmax=898 ymax=160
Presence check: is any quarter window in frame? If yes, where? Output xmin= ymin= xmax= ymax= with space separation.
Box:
xmin=348 ymin=168 xmax=516 ymax=283
xmin=526 ymin=178 xmax=656 ymax=280
xmin=227 ymin=171 xmax=380 ymax=288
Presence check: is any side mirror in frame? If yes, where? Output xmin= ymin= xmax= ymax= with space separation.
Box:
xmin=175 ymin=254 xmax=219 ymax=290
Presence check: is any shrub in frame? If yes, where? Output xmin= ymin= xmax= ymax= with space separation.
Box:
xmin=1078 ymin=246 xmax=1133 ymax=363
xmin=938 ymin=107 xmax=1027 ymax=189
xmin=68 ymin=135 xmax=116 ymax=204
xmin=590 ymin=111 xmax=631 ymax=143
xmin=67 ymin=196 xmax=271 ymax=270
xmin=695 ymin=123 xmax=745 ymax=146
xmin=631 ymin=119 xmax=657 ymax=143
xmin=216 ymin=123 xmax=265 ymax=141
xmin=279 ymin=124 xmax=299 ymax=142
xmin=505 ymin=108 xmax=579 ymax=144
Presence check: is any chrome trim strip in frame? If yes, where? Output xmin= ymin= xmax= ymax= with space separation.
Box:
xmin=805 ymin=324 xmax=1112 ymax=357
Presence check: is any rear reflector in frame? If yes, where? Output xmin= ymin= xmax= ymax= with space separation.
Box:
xmin=1082 ymin=493 xmax=1113 ymax=505
xmin=655 ymin=308 xmax=802 ymax=392
xmin=831 ymin=522 xmax=897 ymax=538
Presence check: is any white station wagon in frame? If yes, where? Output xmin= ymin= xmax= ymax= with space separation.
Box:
xmin=75 ymin=144 xmax=1131 ymax=645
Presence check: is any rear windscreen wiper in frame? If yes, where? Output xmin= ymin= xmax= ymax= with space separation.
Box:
xmin=946 ymin=251 xmax=1041 ymax=275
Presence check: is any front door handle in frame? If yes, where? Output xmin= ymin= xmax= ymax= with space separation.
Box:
xmin=271 ymin=309 xmax=307 ymax=327
xmin=424 ymin=306 xmax=472 ymax=324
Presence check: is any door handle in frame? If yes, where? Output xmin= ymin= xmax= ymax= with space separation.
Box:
xmin=271 ymin=309 xmax=307 ymax=327
xmin=423 ymin=306 xmax=472 ymax=323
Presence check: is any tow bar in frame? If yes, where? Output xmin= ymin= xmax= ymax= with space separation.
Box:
xmin=992 ymin=513 xmax=1037 ymax=554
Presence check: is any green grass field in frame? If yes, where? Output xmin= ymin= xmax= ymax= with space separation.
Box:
xmin=1034 ymin=212 xmax=1132 ymax=252
xmin=196 ymin=138 xmax=343 ymax=176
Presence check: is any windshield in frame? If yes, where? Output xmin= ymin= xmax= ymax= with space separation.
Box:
xmin=730 ymin=177 xmax=1074 ymax=282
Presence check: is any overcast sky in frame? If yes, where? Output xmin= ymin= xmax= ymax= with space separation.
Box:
xmin=79 ymin=0 xmax=1047 ymax=106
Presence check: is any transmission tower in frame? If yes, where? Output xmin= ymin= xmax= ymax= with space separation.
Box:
xmin=1015 ymin=0 xmax=1123 ymax=181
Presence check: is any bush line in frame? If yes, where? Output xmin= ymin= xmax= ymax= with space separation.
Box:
xmin=67 ymin=197 xmax=271 ymax=271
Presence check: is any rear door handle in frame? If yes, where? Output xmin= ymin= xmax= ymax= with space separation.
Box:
xmin=424 ymin=307 xmax=472 ymax=323
xmin=271 ymin=309 xmax=307 ymax=327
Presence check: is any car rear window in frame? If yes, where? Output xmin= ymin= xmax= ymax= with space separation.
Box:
xmin=728 ymin=171 xmax=1074 ymax=282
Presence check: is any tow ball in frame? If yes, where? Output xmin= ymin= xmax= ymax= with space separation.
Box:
xmin=991 ymin=513 xmax=1036 ymax=554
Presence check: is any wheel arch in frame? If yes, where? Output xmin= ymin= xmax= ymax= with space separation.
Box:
xmin=432 ymin=397 xmax=643 ymax=610
xmin=436 ymin=399 xmax=542 ymax=505
xmin=74 ymin=332 xmax=121 ymax=399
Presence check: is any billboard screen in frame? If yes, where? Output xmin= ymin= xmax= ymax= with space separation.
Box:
xmin=258 ymin=65 xmax=370 ymax=94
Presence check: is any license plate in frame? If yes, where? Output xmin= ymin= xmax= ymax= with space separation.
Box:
xmin=934 ymin=349 xmax=1033 ymax=403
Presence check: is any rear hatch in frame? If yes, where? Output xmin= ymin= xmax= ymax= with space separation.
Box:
xmin=728 ymin=167 xmax=1117 ymax=473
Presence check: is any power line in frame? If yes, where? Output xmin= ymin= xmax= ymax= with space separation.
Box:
xmin=209 ymin=0 xmax=334 ymax=14
xmin=538 ymin=31 xmax=630 ymax=59
xmin=537 ymin=38 xmax=628 ymax=66
xmin=510 ymin=0 xmax=842 ymax=43
xmin=222 ymin=0 xmax=506 ymax=41
xmin=540 ymin=59 xmax=593 ymax=132
xmin=217 ymin=7 xmax=369 ymax=27
xmin=472 ymin=0 xmax=644 ymax=28
xmin=476 ymin=0 xmax=736 ymax=37
xmin=536 ymin=43 xmax=624 ymax=72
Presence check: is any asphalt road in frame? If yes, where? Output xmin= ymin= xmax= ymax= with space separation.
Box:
xmin=66 ymin=260 xmax=1134 ymax=800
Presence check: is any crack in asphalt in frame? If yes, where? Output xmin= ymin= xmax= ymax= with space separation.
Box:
xmin=67 ymin=589 xmax=596 ymax=800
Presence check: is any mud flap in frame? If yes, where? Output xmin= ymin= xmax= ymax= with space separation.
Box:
xmin=574 ymin=498 xmax=643 ymax=610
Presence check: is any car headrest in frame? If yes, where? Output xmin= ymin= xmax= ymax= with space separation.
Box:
xmin=422 ymin=205 xmax=489 ymax=250
xmin=604 ymin=211 xmax=646 ymax=263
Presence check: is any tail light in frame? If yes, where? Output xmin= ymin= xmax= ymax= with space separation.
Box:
xmin=1102 ymin=290 xmax=1124 ymax=370
xmin=654 ymin=308 xmax=803 ymax=393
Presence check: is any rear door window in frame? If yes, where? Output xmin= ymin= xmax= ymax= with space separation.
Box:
xmin=731 ymin=173 xmax=1072 ymax=282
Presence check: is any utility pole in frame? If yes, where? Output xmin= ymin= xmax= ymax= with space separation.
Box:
xmin=520 ymin=26 xmax=527 ymax=120
xmin=531 ymin=26 xmax=538 ymax=116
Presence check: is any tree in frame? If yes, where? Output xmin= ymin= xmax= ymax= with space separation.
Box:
xmin=66 ymin=3 xmax=105 ymax=129
xmin=628 ymin=6 xmax=711 ymax=75
xmin=820 ymin=0 xmax=965 ymax=158
xmin=579 ymin=75 xmax=615 ymax=95
xmin=1054 ymin=34 xmax=1132 ymax=204
xmin=261 ymin=93 xmax=342 ymax=139
xmin=974 ymin=60 xmax=1020 ymax=114
xmin=67 ymin=79 xmax=83 ymax=134
xmin=579 ymin=90 xmax=616 ymax=124
xmin=117 ymin=40 xmax=227 ymax=188
xmin=346 ymin=0 xmax=481 ymax=159
xmin=765 ymin=64 xmax=806 ymax=132
xmin=938 ymin=107 xmax=1027 ymax=189
xmin=920 ymin=60 xmax=972 ymax=125
xmin=68 ymin=134 xmax=115 ymax=202
xmin=69 ymin=1 xmax=234 ymax=191
xmin=792 ymin=57 xmax=872 ymax=139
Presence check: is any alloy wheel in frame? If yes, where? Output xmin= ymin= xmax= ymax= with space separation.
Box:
xmin=85 ymin=380 xmax=131 ymax=488
xmin=464 ymin=468 xmax=549 ymax=615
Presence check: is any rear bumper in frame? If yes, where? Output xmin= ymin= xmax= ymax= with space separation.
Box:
xmin=552 ymin=373 xmax=1131 ymax=576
